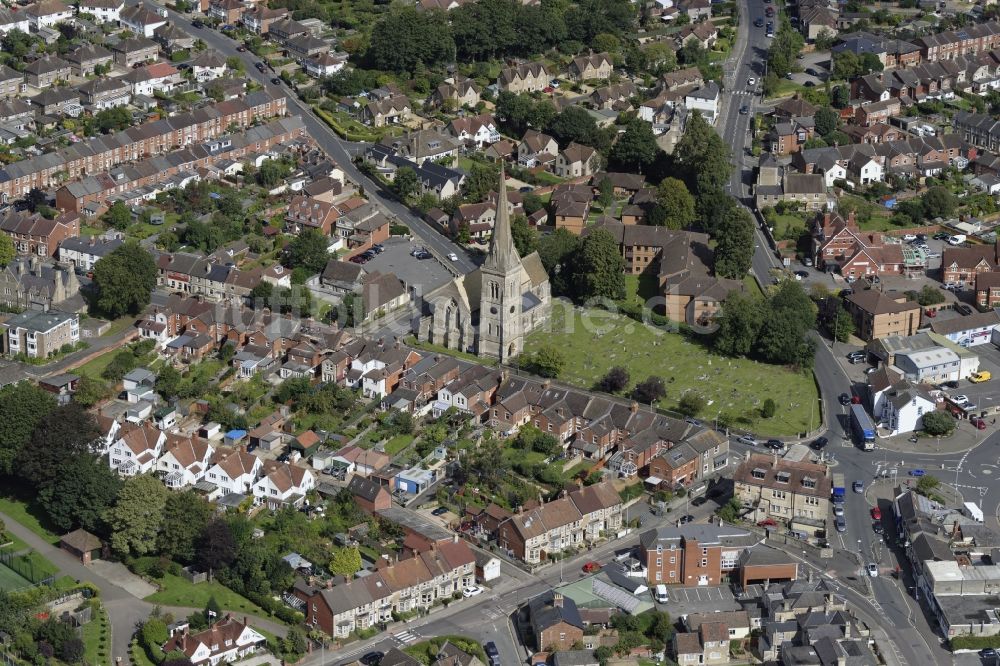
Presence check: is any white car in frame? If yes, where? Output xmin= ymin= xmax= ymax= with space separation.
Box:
xmin=902 ymin=234 xmax=917 ymax=241
xmin=747 ymin=76 xmax=757 ymax=86
xmin=953 ymin=395 xmax=969 ymax=405
xmin=448 ymin=252 xmax=459 ymax=262
xmin=833 ymin=505 xmax=845 ymax=517
xmin=866 ymin=563 xmax=879 ymax=577
xmin=463 ymin=585 xmax=483 ymax=598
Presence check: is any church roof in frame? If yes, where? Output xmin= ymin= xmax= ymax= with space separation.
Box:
xmin=521 ymin=252 xmax=548 ymax=288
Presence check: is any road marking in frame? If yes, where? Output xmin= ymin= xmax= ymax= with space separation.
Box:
xmin=393 ymin=631 xmax=419 ymax=645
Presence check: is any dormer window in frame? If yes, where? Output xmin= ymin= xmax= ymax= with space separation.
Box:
xmin=802 ymin=477 xmax=816 ymax=489
xmin=776 ymin=472 xmax=791 ymax=484
xmin=751 ymin=468 xmax=766 ymax=480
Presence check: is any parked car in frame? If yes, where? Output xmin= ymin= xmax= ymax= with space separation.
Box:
xmin=431 ymin=506 xmax=448 ymax=516
xmin=925 ymin=308 xmax=937 ymax=318
xmin=736 ymin=434 xmax=757 ymax=446
xmin=871 ymin=507 xmax=882 ymax=520
xmin=765 ymin=439 xmax=784 ymax=450
xmin=835 ymin=516 xmax=847 ymax=532
xmin=838 ymin=393 xmax=852 ymax=405
xmin=271 ymin=77 xmax=281 ymax=85
xmin=802 ymin=257 xmax=813 ymax=266
xmin=360 ymin=653 xmax=383 ymax=666
xmin=765 ymin=5 xmax=774 ymax=15
xmin=953 ymin=394 xmax=969 ymax=405
xmin=462 ymin=585 xmax=483 ymax=597
xmin=971 ymin=370 xmax=992 ymax=383
xmin=933 ymin=232 xmax=951 ymax=240
xmin=902 ymin=234 xmax=917 ymax=241
xmin=254 ymin=62 xmax=265 ymax=72
xmin=191 ymin=19 xmax=204 ymax=27
xmin=972 ymin=416 xmax=987 ymax=430
xmin=679 ymin=514 xmax=695 ymax=524
xmin=847 ymin=351 xmax=866 ymax=362
xmin=956 ymin=303 xmax=974 ymax=315
xmin=794 ymin=270 xmax=809 ymax=279
xmin=810 ymin=436 xmax=828 ymax=450
xmin=833 ymin=505 xmax=845 ymax=517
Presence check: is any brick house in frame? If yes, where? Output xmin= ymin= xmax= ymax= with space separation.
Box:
xmin=348 ymin=475 xmax=392 ymax=514
xmin=0 ymin=210 xmax=79 ymax=257
xmin=844 ymin=290 xmax=921 ymax=341
xmin=941 ymin=241 xmax=1000 ymax=285
xmin=647 ymin=443 xmax=700 ymax=488
xmin=976 ymin=271 xmax=1000 ymax=308
xmin=640 ymin=525 xmax=759 ymax=587
xmin=285 ymin=195 xmax=339 ymax=235
xmin=529 ymin=592 xmax=584 ymax=652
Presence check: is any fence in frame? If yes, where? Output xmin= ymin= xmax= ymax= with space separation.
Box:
xmin=0 ymin=550 xmax=55 ymax=584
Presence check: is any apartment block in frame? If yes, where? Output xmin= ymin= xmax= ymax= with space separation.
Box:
xmin=5 ymin=309 xmax=79 ymax=359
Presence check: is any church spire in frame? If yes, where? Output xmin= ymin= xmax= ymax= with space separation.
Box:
xmin=484 ymin=165 xmax=519 ymax=271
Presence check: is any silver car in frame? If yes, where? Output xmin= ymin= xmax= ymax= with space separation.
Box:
xmin=835 ymin=516 xmax=847 ymax=532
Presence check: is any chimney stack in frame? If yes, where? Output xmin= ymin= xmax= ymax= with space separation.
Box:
xmin=552 ymin=593 xmax=564 ymax=608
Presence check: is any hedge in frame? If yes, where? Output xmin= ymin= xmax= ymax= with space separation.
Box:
xmin=950 ymin=635 xmax=1000 ymax=650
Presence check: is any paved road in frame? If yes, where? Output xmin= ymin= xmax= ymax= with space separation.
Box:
xmin=133 ymin=0 xmax=477 ymax=275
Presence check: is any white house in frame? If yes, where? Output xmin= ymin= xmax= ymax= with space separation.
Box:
xmin=685 ymin=82 xmax=720 ymax=125
xmin=157 ymin=434 xmax=215 ymax=489
xmin=28 ymin=0 xmax=74 ymax=30
xmin=873 ymin=381 xmax=938 ymax=435
xmin=205 ymin=448 xmax=262 ymax=496
xmin=162 ymin=615 xmax=266 ymax=666
xmin=109 ymin=422 xmax=166 ymax=476
xmin=303 ymin=52 xmax=346 ymax=78
xmin=816 ymin=159 xmax=848 ymax=188
xmin=252 ymin=461 xmax=315 ymax=509
xmin=849 ymin=155 xmax=883 ymax=185
xmin=124 ymin=62 xmax=181 ymax=97
xmin=58 ymin=236 xmax=123 ymax=271
xmin=0 ymin=8 xmax=31 ymax=35
xmin=122 ymin=367 xmax=156 ymax=403
xmin=894 ymin=347 xmax=962 ymax=384
xmin=118 ymin=4 xmax=166 ymax=37
xmin=77 ymin=0 xmax=124 ymax=23
xmin=930 ymin=310 xmax=1000 ymax=348
xmin=189 ymin=51 xmax=227 ymax=83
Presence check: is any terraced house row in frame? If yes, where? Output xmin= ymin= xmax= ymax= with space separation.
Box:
xmin=0 ymin=89 xmax=287 ymax=201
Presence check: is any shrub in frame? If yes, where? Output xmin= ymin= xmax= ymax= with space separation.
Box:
xmin=761 ymin=398 xmax=776 ymax=418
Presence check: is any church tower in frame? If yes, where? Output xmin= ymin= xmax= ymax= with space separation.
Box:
xmin=478 ymin=167 xmax=524 ymax=363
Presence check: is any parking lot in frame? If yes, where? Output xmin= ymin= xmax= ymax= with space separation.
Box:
xmin=656 ymin=585 xmax=741 ymax=617
xmin=357 ymin=237 xmax=456 ymax=295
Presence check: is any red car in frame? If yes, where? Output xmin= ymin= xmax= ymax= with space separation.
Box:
xmin=925 ymin=308 xmax=937 ymax=318
xmin=758 ymin=518 xmax=777 ymax=527
xmin=765 ymin=6 xmax=774 ymax=15
xmin=871 ymin=507 xmax=881 ymax=520
xmin=582 ymin=562 xmax=601 ymax=573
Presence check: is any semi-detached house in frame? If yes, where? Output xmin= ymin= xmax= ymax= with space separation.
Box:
xmin=205 ymin=447 xmax=263 ymax=496
xmin=109 ymin=422 xmax=166 ymax=476
xmin=157 ymin=433 xmax=215 ymax=489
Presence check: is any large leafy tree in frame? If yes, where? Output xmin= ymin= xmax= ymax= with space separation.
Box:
xmin=609 ymin=118 xmax=659 ymax=174
xmin=366 ymin=7 xmax=454 ymax=73
xmin=547 ymin=106 xmax=605 ymax=150
xmin=286 ymin=228 xmax=330 ymax=275
xmin=92 ymin=242 xmax=157 ymax=318
xmin=511 ymin=214 xmax=538 ymax=257
xmin=655 ymin=177 xmax=696 ymax=230
xmin=0 ymin=233 xmax=14 ymax=267
xmin=713 ymin=206 xmax=755 ymax=278
xmin=329 ymin=546 xmax=362 ymax=577
xmin=104 ymin=474 xmax=169 ymax=557
xmin=196 ymin=518 xmax=238 ymax=577
xmin=537 ymin=227 xmax=581 ymax=296
xmin=572 ymin=227 xmax=626 ymax=302
xmin=17 ymin=403 xmax=100 ymax=490
xmin=159 ymin=491 xmax=213 ymax=564
xmin=0 ymin=383 xmax=56 ymax=475
xmin=714 ymin=291 xmax=765 ymax=357
xmin=38 ymin=454 xmax=121 ymax=534
xmin=674 ymin=112 xmax=731 ymax=200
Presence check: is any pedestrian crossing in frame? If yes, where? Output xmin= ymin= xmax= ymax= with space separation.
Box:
xmin=483 ymin=606 xmax=507 ymax=620
xmin=730 ymin=90 xmax=757 ymax=97
xmin=393 ymin=631 xmax=420 ymax=646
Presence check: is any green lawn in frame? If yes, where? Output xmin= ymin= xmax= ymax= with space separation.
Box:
xmin=767 ymin=212 xmax=808 ymax=242
xmin=2 ymin=550 xmax=58 ymax=583
xmin=523 ymin=304 xmax=819 ymax=435
xmin=144 ymin=573 xmax=267 ymax=614
xmin=0 ymin=496 xmax=60 ymax=544
xmin=73 ymin=347 xmax=124 ymax=380
xmin=767 ymin=79 xmax=807 ymax=100
xmin=384 ymin=434 xmax=415 ymax=456
xmin=502 ymin=448 xmax=547 ymax=466
xmin=0 ymin=561 xmax=31 ymax=591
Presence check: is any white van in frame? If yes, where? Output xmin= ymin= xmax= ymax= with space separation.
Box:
xmin=655 ymin=584 xmax=669 ymax=603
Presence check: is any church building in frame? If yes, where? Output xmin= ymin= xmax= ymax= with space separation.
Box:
xmin=419 ymin=170 xmax=551 ymax=363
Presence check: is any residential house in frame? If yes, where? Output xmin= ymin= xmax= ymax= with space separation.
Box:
xmin=873 ymin=379 xmax=939 ymax=435
xmin=23 ymin=55 xmax=71 ymax=88
xmin=205 ymin=447 xmax=263 ymax=496
xmin=976 ymin=271 xmax=1000 ymax=308
xmin=844 ymin=290 xmax=921 ymax=341
xmin=28 ymin=0 xmax=73 ymax=30
xmin=497 ymin=62 xmax=550 ymax=93
xmin=0 ymin=210 xmax=80 ymax=257
xmin=252 ymin=461 xmax=316 ymax=509
xmin=153 ymin=22 xmax=196 ymax=54
xmin=118 ymin=4 xmax=166 ymax=37
xmin=31 ymin=88 xmax=81 ymax=117
xmin=429 ymin=77 xmax=481 ymax=108
xmin=0 ymin=257 xmax=80 ymax=311
xmin=567 ymin=52 xmax=613 ymax=82
xmin=78 ymin=77 xmax=131 ymax=110
xmin=674 ymin=623 xmax=732 ymax=666
xmin=810 ymin=211 xmax=909 ymax=277
xmin=208 ymin=0 xmax=243 ymax=24
xmin=79 ymin=0 xmax=124 ymax=23
xmin=0 ymin=8 xmax=30 ymax=35
xmin=108 ymin=422 xmax=166 ymax=477
xmin=5 ymin=309 xmax=78 ymax=359
xmin=800 ymin=6 xmax=838 ymax=41
xmin=157 ymin=434 xmax=214 ymax=489
xmin=518 ymin=129 xmax=558 ymax=168
xmin=241 ymin=5 xmax=289 ymax=35
xmin=0 ymin=65 xmax=23 ymax=99
xmin=446 ymin=114 xmax=500 ymax=148
xmin=929 ymin=309 xmax=1000 ymax=347
xmin=58 ymin=236 xmax=123 ymax=271
xmin=110 ymin=37 xmax=159 ymax=67
xmin=771 ymin=117 xmax=816 ymax=155
xmin=529 ymin=592 xmax=584 ymax=652
xmin=555 ymin=142 xmax=598 ymax=179
xmin=685 ymin=82 xmax=720 ymax=124
xmin=303 ymin=52 xmax=346 ymax=78
xmin=190 ymin=51 xmax=227 ymax=82
xmin=162 ymin=615 xmax=266 ymax=666
xmin=733 ymin=453 xmax=832 ymax=524
xmin=285 ymin=195 xmax=339 ymax=235
xmin=64 ymin=44 xmax=113 ymax=76
xmin=941 ymin=241 xmax=1000 ymax=285
xmin=361 ymin=95 xmax=411 ymax=128
xmin=348 ymin=475 xmax=392 ymax=513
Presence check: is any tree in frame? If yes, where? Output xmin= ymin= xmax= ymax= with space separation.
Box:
xmin=525 ymin=345 xmax=564 ymax=378
xmin=73 ymin=376 xmax=110 ymax=407
xmin=103 ymin=201 xmax=132 ymax=231
xmin=831 ymin=85 xmax=850 ymax=109
xmin=598 ymin=366 xmax=629 ymax=393
xmin=104 ymin=474 xmax=169 ymax=557
xmin=762 ymin=398 xmax=777 ymax=418
xmin=677 ymin=392 xmax=707 ymax=417
xmin=538 ymin=228 xmax=581 ymax=296
xmin=0 ymin=383 xmax=56 ymax=475
xmin=18 ymin=403 xmax=100 ymax=490
xmin=156 ymin=365 xmax=181 ymax=400
xmin=832 ymin=51 xmax=860 ymax=80
xmin=714 ymin=291 xmax=764 ymax=357
xmin=716 ymin=498 xmax=741 ymax=523
xmin=24 ymin=187 xmax=46 ymax=212
xmin=38 ymin=454 xmax=121 ymax=534
xmin=572 ymin=227 xmax=626 ymax=301
xmin=923 ymin=186 xmax=957 ymax=219
xmin=60 ymin=638 xmax=85 ymax=664
xmin=633 ymin=376 xmax=666 ymax=404
xmin=814 ymin=107 xmax=839 ymax=137
xmin=594 ymin=646 xmax=614 ymax=666
xmin=392 ymin=166 xmax=418 ymax=201
xmin=282 ymin=627 xmax=307 ymax=659
xmin=915 ymin=474 xmax=941 ymax=495
xmin=92 ymin=242 xmax=157 ymax=318
xmin=829 ymin=306 xmax=856 ymax=343
xmin=195 ymin=518 xmax=237 ymax=577
xmin=329 ymin=546 xmax=362 ymax=577
xmin=714 ymin=206 xmax=755 ymax=278
xmin=609 ymin=118 xmax=659 ymax=173
xmin=0 ymin=234 xmax=13 ymax=267
xmin=921 ymin=411 xmax=954 ymax=437
xmin=159 ymin=491 xmax=213 ymax=564
xmin=286 ymin=228 xmax=330 ymax=275
xmin=367 ymin=7 xmax=455 ymax=73
xmin=656 ymin=177 xmax=695 ymax=230
xmin=462 ymin=161 xmax=500 ymax=202
xmin=674 ymin=112 xmax=731 ymax=198
xmin=511 ymin=214 xmax=537 ymax=257
xmin=547 ymin=105 xmax=603 ymax=149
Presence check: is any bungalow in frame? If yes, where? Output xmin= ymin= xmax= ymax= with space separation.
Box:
xmin=303 ymin=52 xmax=346 ymax=78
